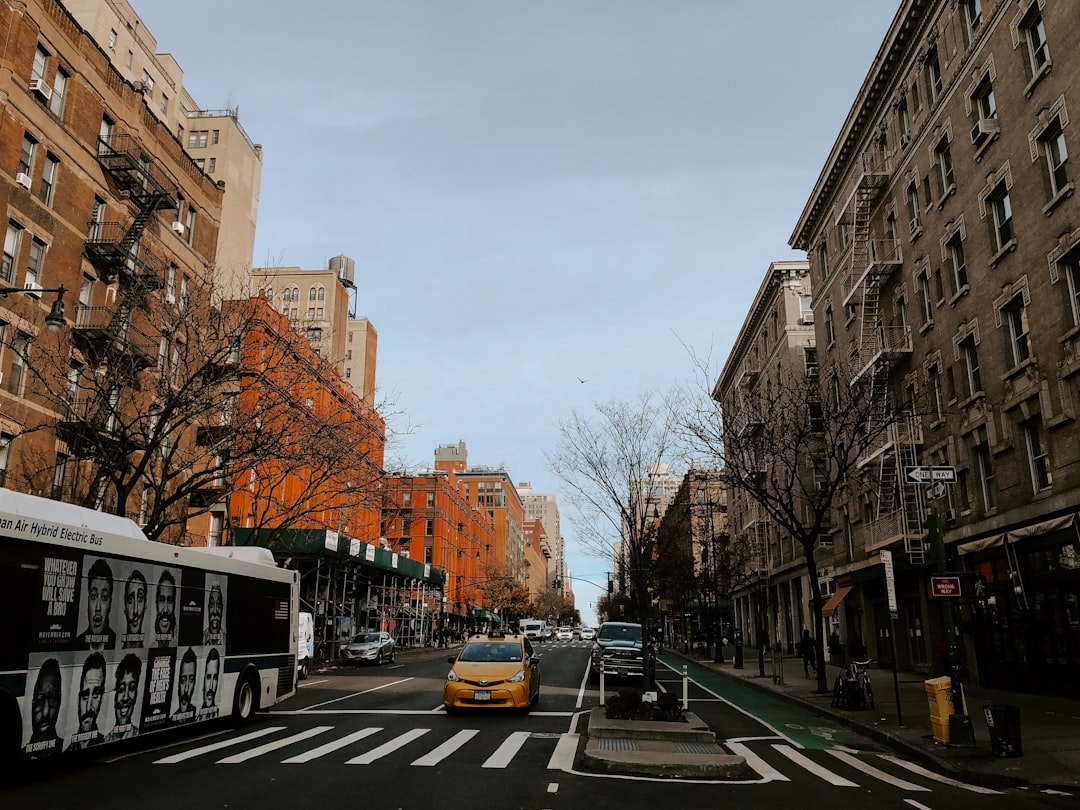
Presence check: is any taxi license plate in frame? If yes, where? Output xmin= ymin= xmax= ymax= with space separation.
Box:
xmin=474 ymin=690 xmax=491 ymax=701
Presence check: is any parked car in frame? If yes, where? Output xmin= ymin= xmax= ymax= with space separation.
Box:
xmin=589 ymin=621 xmax=652 ymax=684
xmin=342 ymin=631 xmax=396 ymax=665
xmin=443 ymin=629 xmax=540 ymax=713
xmin=556 ymin=626 xmax=574 ymax=641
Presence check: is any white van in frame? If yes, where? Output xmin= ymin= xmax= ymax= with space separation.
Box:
xmin=519 ymin=619 xmax=544 ymax=643
xmin=297 ymin=611 xmax=315 ymax=679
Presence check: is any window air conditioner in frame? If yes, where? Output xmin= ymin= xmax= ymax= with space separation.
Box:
xmin=15 ymin=172 xmax=32 ymax=190
xmin=29 ymin=78 xmax=52 ymax=100
xmin=944 ymin=508 xmax=957 ymax=522
xmin=970 ymin=118 xmax=999 ymax=145
xmin=909 ymin=218 xmax=921 ymax=235
xmin=24 ymin=281 xmax=43 ymax=296
xmin=171 ymin=221 xmax=185 ymax=235
xmin=800 ymin=312 xmax=815 ymax=324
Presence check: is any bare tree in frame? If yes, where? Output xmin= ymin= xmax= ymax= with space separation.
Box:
xmin=546 ymin=391 xmax=682 ymax=686
xmin=682 ymin=353 xmax=916 ymax=693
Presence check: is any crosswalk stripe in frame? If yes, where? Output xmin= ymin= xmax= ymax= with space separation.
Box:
xmin=726 ymin=741 xmax=788 ymax=782
xmin=877 ymin=754 xmax=1002 ymax=794
xmin=218 ymin=726 xmax=334 ymax=763
xmin=483 ymin=731 xmax=532 ymax=768
xmin=547 ymin=733 xmax=577 ymax=770
xmin=772 ymin=744 xmax=859 ymax=786
xmin=346 ymin=727 xmax=431 ymax=764
xmin=826 ymin=750 xmax=930 ymax=791
xmin=154 ymin=727 xmax=285 ymax=764
xmin=282 ymin=727 xmax=382 ymax=763
xmin=411 ymin=729 xmax=479 ymax=766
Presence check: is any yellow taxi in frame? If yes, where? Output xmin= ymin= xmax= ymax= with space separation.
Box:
xmin=443 ymin=630 xmax=540 ymax=713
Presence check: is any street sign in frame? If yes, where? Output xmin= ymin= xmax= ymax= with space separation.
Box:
xmin=880 ymin=549 xmax=898 ymax=619
xmin=930 ymin=576 xmax=962 ymax=597
xmin=905 ymin=465 xmax=957 ymax=484
xmin=926 ymin=481 xmax=947 ymax=500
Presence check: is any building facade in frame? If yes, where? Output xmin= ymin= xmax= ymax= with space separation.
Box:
xmin=790 ymin=0 xmax=1079 ymax=695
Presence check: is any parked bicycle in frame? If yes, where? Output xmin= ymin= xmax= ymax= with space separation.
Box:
xmin=831 ymin=658 xmax=875 ymax=710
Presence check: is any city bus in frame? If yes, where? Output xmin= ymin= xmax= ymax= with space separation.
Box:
xmin=0 ymin=488 xmax=299 ymax=770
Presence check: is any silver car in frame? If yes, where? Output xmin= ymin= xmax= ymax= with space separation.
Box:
xmin=343 ymin=631 xmax=396 ymax=665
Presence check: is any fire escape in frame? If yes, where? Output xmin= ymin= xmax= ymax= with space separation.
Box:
xmin=56 ymin=132 xmax=179 ymax=462
xmin=840 ymin=144 xmax=924 ymax=564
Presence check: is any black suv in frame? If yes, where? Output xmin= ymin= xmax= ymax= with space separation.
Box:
xmin=589 ymin=621 xmax=651 ymax=684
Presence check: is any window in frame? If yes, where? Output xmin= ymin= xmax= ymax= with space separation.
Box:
xmin=194 ymin=158 xmax=205 ymax=171
xmin=897 ymin=99 xmax=911 ymax=144
xmin=184 ymin=207 xmax=195 ymax=245
xmin=212 ymin=130 xmax=220 ymax=145
xmin=935 ymin=136 xmax=954 ymax=194
xmin=1003 ymin=295 xmax=1030 ymax=366
xmin=79 ymin=273 xmax=94 ymax=307
xmin=974 ymin=444 xmax=995 ymax=512
xmin=26 ymin=237 xmax=46 ymax=287
xmin=209 ymin=513 xmax=224 ymax=547
xmin=309 ymin=286 xmax=317 ymax=301
xmin=962 ymin=0 xmax=982 ymax=40
xmin=51 ymin=454 xmax=68 ymax=501
xmin=179 ymin=274 xmax=189 ymax=312
xmin=31 ymin=46 xmax=48 ymax=81
xmin=187 ymin=130 xmax=208 ymax=149
xmin=924 ymin=46 xmax=942 ymax=104
xmin=918 ymin=271 xmax=933 ymax=325
xmin=929 ymin=362 xmax=945 ymax=421
xmin=2 ymin=222 xmax=23 ymax=283
xmin=140 ymin=70 xmax=154 ymax=94
xmin=1023 ymin=419 xmax=1051 ymax=492
xmin=947 ymin=234 xmax=967 ymax=293
xmin=1042 ymin=122 xmax=1069 ymax=197
xmin=960 ymin=334 xmax=982 ymax=396
xmin=159 ymin=93 xmax=168 ymax=114
xmin=425 ymin=519 xmax=434 ymax=536
xmin=5 ymin=333 xmax=27 ymax=395
xmin=426 ymin=492 xmax=435 ymax=508
xmin=0 ymin=434 xmax=10 ymax=487
xmin=906 ymin=180 xmax=920 ymax=231
xmin=344 ymin=367 xmax=351 ymax=378
xmin=18 ymin=133 xmax=37 ymax=177
xmin=989 ymin=183 xmax=1014 ymax=250
xmin=38 ymin=153 xmax=58 ymax=205
xmin=1022 ymin=8 xmax=1050 ymax=74
xmin=50 ymin=68 xmax=68 ymax=117
xmin=1066 ymin=259 xmax=1080 ymax=327
xmin=125 ymin=50 xmax=132 ymax=68
xmin=99 ymin=116 xmax=113 ymax=154
xmin=974 ymin=79 xmax=997 ymax=121
xmin=90 ymin=196 xmax=105 ymax=239
xmin=804 ymin=347 xmax=818 ymax=377
xmin=208 ymin=157 xmax=216 ymax=173
xmin=318 ymin=287 xmax=326 ymax=301
xmin=799 ymin=295 xmax=812 ymax=322
xmin=108 ymin=28 xmax=117 ymax=50
xmin=65 ymin=359 xmax=80 ymax=404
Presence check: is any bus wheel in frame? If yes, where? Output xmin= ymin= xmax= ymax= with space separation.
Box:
xmin=232 ymin=674 xmax=260 ymax=725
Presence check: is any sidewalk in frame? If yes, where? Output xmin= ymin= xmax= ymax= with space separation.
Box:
xmin=670 ymin=645 xmax=1080 ymax=791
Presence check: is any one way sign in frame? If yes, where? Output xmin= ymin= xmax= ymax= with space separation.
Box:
xmin=905 ymin=466 xmax=957 ymax=484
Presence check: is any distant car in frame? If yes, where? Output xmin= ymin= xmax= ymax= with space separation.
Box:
xmin=443 ymin=629 xmax=540 ymax=713
xmin=579 ymin=627 xmax=596 ymax=641
xmin=342 ymin=631 xmax=396 ymax=665
xmin=556 ymin=626 xmax=574 ymax=641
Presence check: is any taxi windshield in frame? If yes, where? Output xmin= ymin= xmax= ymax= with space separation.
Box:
xmin=458 ymin=642 xmax=523 ymax=663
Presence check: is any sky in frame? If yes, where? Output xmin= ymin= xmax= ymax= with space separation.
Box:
xmin=135 ymin=0 xmax=898 ymax=626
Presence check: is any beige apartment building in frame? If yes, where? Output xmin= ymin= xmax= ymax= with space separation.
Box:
xmin=790 ymin=0 xmax=1078 ymax=696
xmin=63 ymin=0 xmax=263 ymax=296
xmin=714 ymin=261 xmax=816 ymax=655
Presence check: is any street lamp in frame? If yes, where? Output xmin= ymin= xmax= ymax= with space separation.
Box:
xmin=0 ymin=285 xmax=67 ymax=332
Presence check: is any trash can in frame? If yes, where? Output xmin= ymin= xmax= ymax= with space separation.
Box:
xmin=983 ymin=705 xmax=1022 ymax=757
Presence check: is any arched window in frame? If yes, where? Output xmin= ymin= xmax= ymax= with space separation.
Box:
xmin=309 ymin=286 xmax=317 ymax=301
xmin=317 ymin=286 xmax=325 ymax=301
xmin=292 ymin=286 xmax=299 ymax=302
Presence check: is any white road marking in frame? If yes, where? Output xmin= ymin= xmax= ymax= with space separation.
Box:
xmin=282 ymin=727 xmax=382 ymax=763
xmin=726 ymin=741 xmax=788 ymax=782
xmin=483 ymin=730 xmax=531 ymax=768
xmin=218 ymin=726 xmax=334 ymax=763
xmin=826 ymin=750 xmax=930 ymax=791
xmin=346 ymin=727 xmax=430 ymax=764
xmin=298 ymin=679 xmax=329 ymax=688
xmin=904 ymin=800 xmax=934 ymax=810
xmin=411 ymin=729 xmax=479 ymax=766
xmin=300 ymin=677 xmax=414 ymax=710
xmin=548 ymin=733 xmax=578 ymax=771
xmin=772 ymin=744 xmax=858 ymax=786
xmin=154 ymin=727 xmax=285 ymax=764
xmin=547 ymin=783 xmax=559 ymax=793
xmin=878 ymin=754 xmax=1002 ymax=794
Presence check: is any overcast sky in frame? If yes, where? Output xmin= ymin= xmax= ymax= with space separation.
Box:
xmin=136 ymin=0 xmax=897 ymax=624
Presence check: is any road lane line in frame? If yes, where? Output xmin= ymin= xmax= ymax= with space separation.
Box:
xmin=282 ymin=727 xmax=382 ymax=763
xmin=218 ymin=726 xmax=334 ymax=763
xmin=301 ymin=677 xmax=414 ymax=710
xmin=548 ymin=733 xmax=578 ymax=771
xmin=483 ymin=731 xmax=532 ymax=768
xmin=877 ymin=754 xmax=1002 ymax=794
xmin=153 ymin=727 xmax=285 ymax=764
xmin=826 ymin=750 xmax=930 ymax=791
xmin=411 ymin=729 xmax=479 ymax=766
xmin=298 ymin=679 xmax=329 ymax=688
xmin=725 ymin=741 xmax=788 ymax=782
xmin=346 ymin=728 xmax=430 ymax=764
xmin=772 ymin=744 xmax=858 ymax=786
xmin=904 ymin=801 xmax=934 ymax=810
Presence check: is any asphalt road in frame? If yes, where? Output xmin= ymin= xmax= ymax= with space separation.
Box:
xmin=3 ymin=641 xmax=1069 ymax=810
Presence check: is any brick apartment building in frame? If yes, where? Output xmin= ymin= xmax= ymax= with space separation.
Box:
xmin=789 ymin=0 xmax=1079 ymax=695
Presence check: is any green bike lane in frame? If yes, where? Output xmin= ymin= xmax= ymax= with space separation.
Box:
xmin=656 ymin=654 xmax=893 ymax=754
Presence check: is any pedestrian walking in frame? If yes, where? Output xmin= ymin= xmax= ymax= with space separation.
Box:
xmin=829 ymin=629 xmax=845 ymax=667
xmin=799 ymin=629 xmax=817 ymax=677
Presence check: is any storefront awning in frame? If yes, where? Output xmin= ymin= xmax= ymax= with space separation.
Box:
xmin=822 ymin=585 xmax=852 ymax=617
xmin=957 ymin=513 xmax=1078 ymax=556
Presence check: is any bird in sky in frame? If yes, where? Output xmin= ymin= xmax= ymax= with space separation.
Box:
xmin=578 ymin=377 xmax=588 ymax=383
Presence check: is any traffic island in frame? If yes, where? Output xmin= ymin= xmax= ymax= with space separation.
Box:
xmin=582 ymin=707 xmax=752 ymax=779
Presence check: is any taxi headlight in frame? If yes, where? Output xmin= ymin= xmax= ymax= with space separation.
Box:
xmin=508 ymin=670 xmax=526 ymax=683
xmin=447 ymin=669 xmax=461 ymax=682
